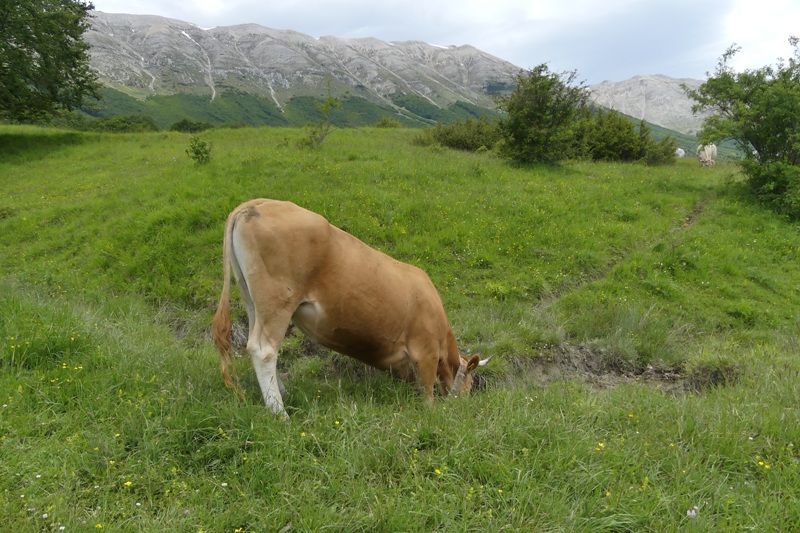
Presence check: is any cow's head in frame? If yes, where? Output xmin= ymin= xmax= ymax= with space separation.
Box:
xmin=450 ymin=355 xmax=492 ymax=397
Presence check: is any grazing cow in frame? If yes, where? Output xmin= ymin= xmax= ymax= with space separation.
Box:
xmin=212 ymin=199 xmax=490 ymax=417
xmin=697 ymin=143 xmax=717 ymax=167
xmin=675 ymin=148 xmax=685 ymax=158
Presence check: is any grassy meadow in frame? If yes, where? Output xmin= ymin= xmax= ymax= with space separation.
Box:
xmin=1 ymin=124 xmax=799 ymax=531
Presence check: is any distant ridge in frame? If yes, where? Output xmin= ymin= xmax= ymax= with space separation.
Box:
xmin=85 ymin=12 xmax=705 ymax=133
xmin=85 ymin=11 xmax=520 ymax=125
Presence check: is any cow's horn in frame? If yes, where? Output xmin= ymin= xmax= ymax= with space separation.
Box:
xmin=478 ymin=355 xmax=493 ymax=367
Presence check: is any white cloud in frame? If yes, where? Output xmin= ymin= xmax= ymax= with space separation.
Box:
xmin=724 ymin=0 xmax=800 ymax=72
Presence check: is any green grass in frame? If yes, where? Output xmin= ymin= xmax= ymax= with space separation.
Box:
xmin=1 ymin=125 xmax=799 ymax=531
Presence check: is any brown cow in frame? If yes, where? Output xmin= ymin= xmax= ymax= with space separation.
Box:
xmin=212 ymin=199 xmax=489 ymax=417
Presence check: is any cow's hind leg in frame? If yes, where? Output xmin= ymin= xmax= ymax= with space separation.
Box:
xmin=241 ymin=286 xmax=287 ymax=400
xmin=247 ymin=311 xmax=293 ymax=418
xmin=232 ymin=231 xmax=293 ymax=417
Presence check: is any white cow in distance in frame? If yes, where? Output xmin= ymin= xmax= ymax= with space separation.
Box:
xmin=675 ymin=148 xmax=685 ymax=158
xmin=697 ymin=143 xmax=717 ymax=167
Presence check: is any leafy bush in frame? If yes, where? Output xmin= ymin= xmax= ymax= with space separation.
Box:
xmin=96 ymin=114 xmax=160 ymax=133
xmin=375 ymin=118 xmax=403 ymax=128
xmin=414 ymin=116 xmax=500 ymax=151
xmin=186 ymin=136 xmax=212 ymax=164
xmin=742 ymin=159 xmax=800 ymax=216
xmin=632 ymin=120 xmax=678 ymax=166
xmin=576 ymin=108 xmax=642 ymax=162
xmin=641 ymin=133 xmax=679 ymax=166
xmin=170 ymin=118 xmax=213 ymax=133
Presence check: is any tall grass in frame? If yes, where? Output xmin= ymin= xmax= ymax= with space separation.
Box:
xmin=1 ymin=125 xmax=799 ymax=530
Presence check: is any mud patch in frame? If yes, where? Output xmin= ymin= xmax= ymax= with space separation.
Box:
xmin=504 ymin=343 xmax=738 ymax=395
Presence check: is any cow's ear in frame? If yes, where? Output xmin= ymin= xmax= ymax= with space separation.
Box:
xmin=466 ymin=354 xmax=480 ymax=373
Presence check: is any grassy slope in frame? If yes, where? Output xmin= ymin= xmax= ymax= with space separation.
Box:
xmin=84 ymin=87 xmax=485 ymax=129
xmin=1 ymin=125 xmax=799 ymax=531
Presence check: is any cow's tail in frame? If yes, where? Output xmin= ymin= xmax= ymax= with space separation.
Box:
xmin=212 ymin=207 xmax=243 ymax=397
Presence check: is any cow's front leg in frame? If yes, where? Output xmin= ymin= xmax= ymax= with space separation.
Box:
xmin=415 ymin=358 xmax=437 ymax=406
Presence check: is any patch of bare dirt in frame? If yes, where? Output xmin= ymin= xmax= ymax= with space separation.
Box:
xmin=681 ymin=200 xmax=708 ymax=229
xmin=502 ymin=343 xmax=738 ymax=395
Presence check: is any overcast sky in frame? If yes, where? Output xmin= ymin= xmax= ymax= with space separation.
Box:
xmin=91 ymin=0 xmax=799 ymax=84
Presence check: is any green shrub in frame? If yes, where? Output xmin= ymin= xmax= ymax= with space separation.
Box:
xmin=576 ymin=108 xmax=642 ymax=162
xmin=641 ymin=134 xmax=679 ymax=166
xmin=414 ymin=117 xmax=500 ymax=152
xmin=97 ymin=114 xmax=160 ymax=133
xmin=574 ymin=113 xmax=677 ymax=165
xmin=375 ymin=117 xmax=403 ymax=128
xmin=170 ymin=118 xmax=213 ymax=133
xmin=53 ymin=113 xmax=160 ymax=133
xmin=186 ymin=136 xmax=212 ymax=164
xmin=742 ymin=159 xmax=800 ymax=217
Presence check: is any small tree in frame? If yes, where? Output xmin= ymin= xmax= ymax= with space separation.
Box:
xmin=0 ymin=0 xmax=100 ymax=122
xmin=300 ymin=78 xmax=342 ymax=149
xmin=497 ymin=65 xmax=589 ymax=164
xmin=685 ymin=37 xmax=800 ymax=217
xmin=186 ymin=136 xmax=212 ymax=165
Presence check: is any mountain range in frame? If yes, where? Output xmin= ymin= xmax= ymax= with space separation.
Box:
xmin=85 ymin=11 xmax=705 ymax=134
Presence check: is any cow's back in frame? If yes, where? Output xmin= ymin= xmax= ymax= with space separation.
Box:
xmin=232 ymin=199 xmax=334 ymax=287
